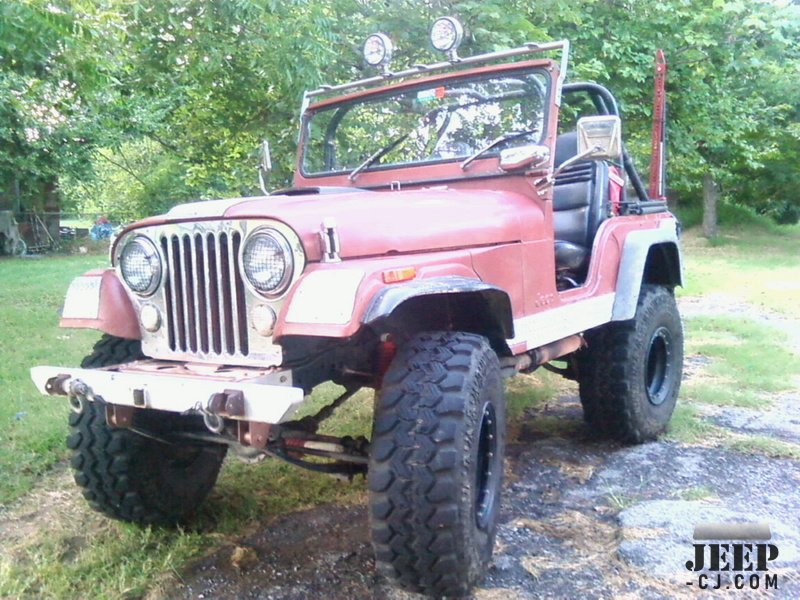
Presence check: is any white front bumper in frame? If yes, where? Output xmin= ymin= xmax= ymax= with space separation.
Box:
xmin=30 ymin=365 xmax=305 ymax=424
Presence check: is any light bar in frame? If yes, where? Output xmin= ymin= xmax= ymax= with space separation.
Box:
xmin=430 ymin=17 xmax=464 ymax=56
xmin=363 ymin=33 xmax=394 ymax=70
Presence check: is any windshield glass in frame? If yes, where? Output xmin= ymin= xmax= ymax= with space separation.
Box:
xmin=301 ymin=68 xmax=550 ymax=176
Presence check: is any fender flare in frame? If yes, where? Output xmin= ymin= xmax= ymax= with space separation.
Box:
xmin=60 ymin=269 xmax=141 ymax=340
xmin=612 ymin=222 xmax=683 ymax=321
xmin=362 ymin=276 xmax=515 ymax=339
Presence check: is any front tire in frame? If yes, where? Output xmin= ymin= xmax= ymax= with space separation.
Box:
xmin=577 ymin=285 xmax=683 ymax=443
xmin=67 ymin=335 xmax=227 ymax=525
xmin=368 ymin=331 xmax=506 ymax=597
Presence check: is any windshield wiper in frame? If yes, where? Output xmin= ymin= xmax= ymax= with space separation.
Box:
xmin=348 ymin=133 xmax=410 ymax=182
xmin=460 ymin=128 xmax=539 ymax=170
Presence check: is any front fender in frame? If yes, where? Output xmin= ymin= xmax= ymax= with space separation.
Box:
xmin=274 ymin=254 xmax=484 ymax=339
xmin=60 ymin=269 xmax=140 ymax=340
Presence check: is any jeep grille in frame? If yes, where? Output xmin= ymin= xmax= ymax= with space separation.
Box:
xmin=160 ymin=231 xmax=250 ymax=357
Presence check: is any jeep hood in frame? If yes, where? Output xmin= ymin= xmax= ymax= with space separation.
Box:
xmin=154 ymin=188 xmax=531 ymax=261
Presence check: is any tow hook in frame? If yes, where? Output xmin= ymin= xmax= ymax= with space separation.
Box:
xmin=202 ymin=389 xmax=247 ymax=433
xmin=44 ymin=374 xmax=97 ymax=415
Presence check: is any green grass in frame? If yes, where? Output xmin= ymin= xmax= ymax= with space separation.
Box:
xmin=724 ymin=435 xmax=800 ymax=460
xmin=0 ymin=255 xmax=106 ymax=504
xmin=679 ymin=220 xmax=800 ymax=315
xmin=665 ymin=403 xmax=717 ymax=444
xmin=673 ymin=485 xmax=717 ymax=501
xmin=1 ymin=520 xmax=208 ymax=600
xmin=505 ymin=370 xmax=564 ymax=420
xmin=682 ymin=316 xmax=800 ymax=408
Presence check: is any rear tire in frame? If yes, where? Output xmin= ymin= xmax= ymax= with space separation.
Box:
xmin=577 ymin=285 xmax=683 ymax=443
xmin=67 ymin=335 xmax=227 ymax=525
xmin=368 ymin=331 xmax=506 ymax=597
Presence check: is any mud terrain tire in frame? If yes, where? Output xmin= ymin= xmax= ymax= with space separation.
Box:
xmin=577 ymin=285 xmax=683 ymax=443
xmin=368 ymin=331 xmax=506 ymax=597
xmin=67 ymin=335 xmax=227 ymax=525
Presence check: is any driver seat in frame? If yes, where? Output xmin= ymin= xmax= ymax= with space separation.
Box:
xmin=552 ymin=132 xmax=610 ymax=284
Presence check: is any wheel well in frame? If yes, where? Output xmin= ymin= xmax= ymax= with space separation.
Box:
xmin=373 ymin=291 xmax=513 ymax=355
xmin=643 ymin=242 xmax=682 ymax=288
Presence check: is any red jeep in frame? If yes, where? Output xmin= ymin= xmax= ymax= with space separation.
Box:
xmin=32 ymin=18 xmax=682 ymax=598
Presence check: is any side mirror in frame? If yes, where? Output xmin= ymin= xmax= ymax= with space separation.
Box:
xmin=257 ymin=140 xmax=272 ymax=194
xmin=535 ymin=115 xmax=623 ymax=190
xmin=577 ymin=115 xmax=622 ymax=160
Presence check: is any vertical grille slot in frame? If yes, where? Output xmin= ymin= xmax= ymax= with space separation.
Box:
xmin=160 ymin=227 xmax=250 ymax=359
xmin=216 ymin=233 xmax=232 ymax=354
xmin=170 ymin=236 xmax=187 ymax=351
xmin=161 ymin=237 xmax=176 ymax=350
xmin=232 ymin=232 xmax=249 ymax=356
xmin=193 ymin=233 xmax=209 ymax=354
xmin=206 ymin=233 xmax=222 ymax=354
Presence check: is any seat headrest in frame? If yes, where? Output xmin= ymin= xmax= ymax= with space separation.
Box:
xmin=554 ymin=132 xmax=578 ymax=167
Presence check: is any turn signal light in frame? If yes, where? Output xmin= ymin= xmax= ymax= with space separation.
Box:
xmin=382 ymin=267 xmax=417 ymax=284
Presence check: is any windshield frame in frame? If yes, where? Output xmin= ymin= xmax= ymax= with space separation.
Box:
xmin=297 ymin=60 xmax=555 ymax=181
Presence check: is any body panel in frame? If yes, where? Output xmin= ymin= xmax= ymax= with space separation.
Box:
xmin=223 ymin=188 xmax=529 ymax=262
xmin=60 ymin=270 xmax=140 ymax=340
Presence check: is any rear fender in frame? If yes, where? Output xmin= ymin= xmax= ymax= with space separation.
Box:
xmin=612 ymin=219 xmax=683 ymax=321
xmin=60 ymin=269 xmax=140 ymax=340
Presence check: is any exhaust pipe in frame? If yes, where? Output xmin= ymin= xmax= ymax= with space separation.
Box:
xmin=503 ymin=334 xmax=585 ymax=375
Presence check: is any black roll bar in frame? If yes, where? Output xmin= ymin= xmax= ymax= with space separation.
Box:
xmin=562 ymin=82 xmax=656 ymax=208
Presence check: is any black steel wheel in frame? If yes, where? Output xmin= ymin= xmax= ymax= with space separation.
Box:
xmin=577 ymin=285 xmax=684 ymax=443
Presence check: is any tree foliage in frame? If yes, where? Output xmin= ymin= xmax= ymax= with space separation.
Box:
xmin=1 ymin=0 xmax=798 ymax=223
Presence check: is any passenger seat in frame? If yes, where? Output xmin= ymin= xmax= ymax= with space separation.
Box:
xmin=552 ymin=132 xmax=610 ymax=284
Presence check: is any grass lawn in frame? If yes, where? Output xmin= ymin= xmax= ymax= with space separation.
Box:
xmin=678 ymin=219 xmax=800 ymax=315
xmin=0 ymin=255 xmax=106 ymax=504
xmin=1 ymin=215 xmax=799 ymax=598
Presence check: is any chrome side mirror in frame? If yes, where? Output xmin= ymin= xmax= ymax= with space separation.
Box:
xmin=257 ymin=140 xmax=272 ymax=195
xmin=577 ymin=115 xmax=622 ymax=160
xmin=536 ymin=115 xmax=624 ymax=190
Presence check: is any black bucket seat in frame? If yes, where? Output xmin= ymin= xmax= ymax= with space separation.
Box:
xmin=552 ymin=132 xmax=610 ymax=282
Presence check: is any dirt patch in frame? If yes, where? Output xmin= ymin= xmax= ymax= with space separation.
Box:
xmin=0 ymin=466 xmax=97 ymax=552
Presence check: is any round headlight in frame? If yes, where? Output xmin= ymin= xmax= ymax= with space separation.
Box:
xmin=363 ymin=33 xmax=393 ymax=68
xmin=242 ymin=229 xmax=294 ymax=297
xmin=430 ymin=17 xmax=464 ymax=53
xmin=119 ymin=236 xmax=161 ymax=296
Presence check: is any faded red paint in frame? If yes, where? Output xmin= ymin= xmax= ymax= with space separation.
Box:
xmin=274 ymin=250 xmax=479 ymax=339
xmin=225 ymin=187 xmax=532 ymax=262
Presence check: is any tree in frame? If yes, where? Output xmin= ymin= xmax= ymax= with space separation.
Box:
xmin=0 ymin=1 xmax=114 ymax=225
xmin=5 ymin=0 xmax=798 ymax=228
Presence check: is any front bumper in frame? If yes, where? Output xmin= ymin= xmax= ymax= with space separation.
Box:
xmin=30 ymin=361 xmax=304 ymax=424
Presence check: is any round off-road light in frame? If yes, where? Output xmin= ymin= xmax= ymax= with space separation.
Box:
xmin=119 ymin=236 xmax=161 ymax=296
xmin=252 ymin=303 xmax=277 ymax=337
xmin=242 ymin=228 xmax=293 ymax=297
xmin=363 ymin=33 xmax=393 ymax=68
xmin=430 ymin=17 xmax=464 ymax=53
xmin=140 ymin=304 xmax=162 ymax=332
